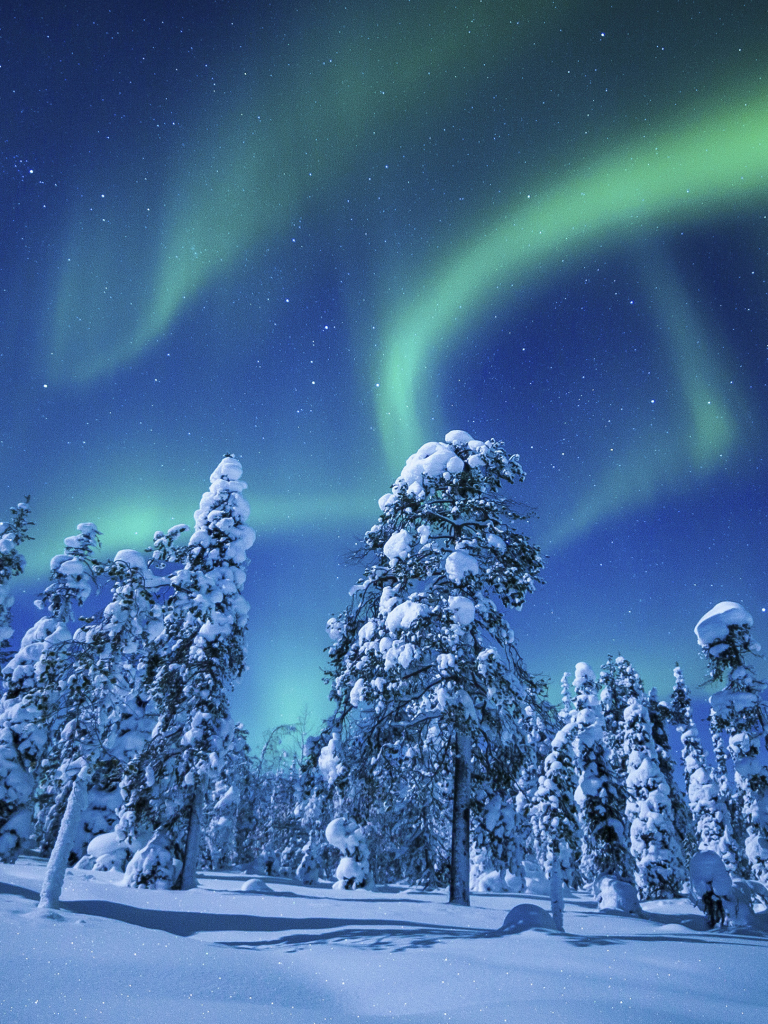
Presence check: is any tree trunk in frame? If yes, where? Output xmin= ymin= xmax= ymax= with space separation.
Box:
xmin=39 ymin=764 xmax=90 ymax=910
xmin=449 ymin=728 xmax=472 ymax=906
xmin=549 ymin=852 xmax=565 ymax=932
xmin=179 ymin=784 xmax=204 ymax=890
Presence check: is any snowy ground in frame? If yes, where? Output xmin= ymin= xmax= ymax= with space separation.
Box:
xmin=1 ymin=858 xmax=766 ymax=1024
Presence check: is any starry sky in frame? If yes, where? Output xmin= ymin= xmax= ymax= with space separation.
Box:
xmin=2 ymin=1 xmax=767 ymax=739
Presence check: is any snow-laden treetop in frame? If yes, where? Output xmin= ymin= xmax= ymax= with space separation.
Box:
xmin=378 ymin=429 xmax=521 ymax=509
xmin=187 ymin=456 xmax=255 ymax=568
xmin=694 ymin=601 xmax=753 ymax=648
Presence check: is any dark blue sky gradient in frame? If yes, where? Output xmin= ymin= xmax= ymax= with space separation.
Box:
xmin=2 ymin=2 xmax=767 ymax=737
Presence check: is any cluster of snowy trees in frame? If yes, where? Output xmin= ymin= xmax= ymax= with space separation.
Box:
xmin=0 ymin=456 xmax=254 ymax=899
xmin=1 ymin=433 xmax=767 ymax=916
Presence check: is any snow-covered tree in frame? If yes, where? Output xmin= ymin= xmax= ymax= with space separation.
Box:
xmin=572 ymin=661 xmax=633 ymax=889
xmin=38 ymin=547 xmax=166 ymax=860
xmin=696 ymin=602 xmax=768 ymax=883
xmin=0 ymin=500 xmax=35 ymax=861
xmin=530 ymin=717 xmax=581 ymax=893
xmin=646 ymin=687 xmax=693 ymax=858
xmin=622 ymin=691 xmax=686 ymax=899
xmin=124 ymin=456 xmax=254 ymax=889
xmin=0 ymin=500 xmax=32 ymax=650
xmin=202 ymin=723 xmax=253 ymax=870
xmin=598 ymin=654 xmax=624 ymax=773
xmin=321 ymin=431 xmax=544 ymax=904
xmin=672 ymin=666 xmax=739 ymax=873
xmin=0 ymin=522 xmax=99 ymax=861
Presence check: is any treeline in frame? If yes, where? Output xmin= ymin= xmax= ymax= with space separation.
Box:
xmin=0 ymin=434 xmax=766 ymax=911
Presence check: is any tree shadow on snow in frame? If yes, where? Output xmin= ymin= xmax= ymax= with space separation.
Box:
xmin=56 ymin=896 xmax=490 ymax=950
xmin=0 ymin=880 xmax=40 ymax=902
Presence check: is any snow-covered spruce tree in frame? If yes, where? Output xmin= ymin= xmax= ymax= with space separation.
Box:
xmin=646 ymin=686 xmax=694 ymax=859
xmin=622 ymin=690 xmax=686 ymax=899
xmin=514 ymin=707 xmax=552 ymax=849
xmin=201 ymin=723 xmax=253 ymax=871
xmin=572 ymin=661 xmax=633 ymax=889
xmin=114 ymin=525 xmax=187 ymax=853
xmin=0 ymin=499 xmax=33 ymax=650
xmin=38 ymin=547 xmax=166 ymax=862
xmin=0 ymin=523 xmax=100 ymax=862
xmin=124 ymin=456 xmax=254 ymax=889
xmin=0 ymin=500 xmax=35 ymax=861
xmin=696 ymin=601 xmax=768 ymax=883
xmin=598 ymin=655 xmax=625 ymax=773
xmin=529 ymin=715 xmax=581 ymax=905
xmin=671 ymin=665 xmax=739 ymax=873
xmin=295 ymin=732 xmax=342 ymax=884
xmin=322 ymin=431 xmax=544 ymax=904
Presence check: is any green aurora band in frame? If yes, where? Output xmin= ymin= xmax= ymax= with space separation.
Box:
xmin=375 ymin=87 xmax=768 ymax=508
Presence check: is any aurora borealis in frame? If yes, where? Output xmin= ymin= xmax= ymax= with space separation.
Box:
xmin=2 ymin=1 xmax=767 ymax=736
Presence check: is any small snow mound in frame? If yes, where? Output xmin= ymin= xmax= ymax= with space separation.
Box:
xmin=498 ymin=903 xmax=556 ymax=933
xmin=444 ymin=430 xmax=475 ymax=445
xmin=113 ymin=549 xmax=148 ymax=571
xmin=695 ymin=602 xmax=753 ymax=647
xmin=445 ymin=549 xmax=479 ymax=583
xmin=596 ymin=876 xmax=642 ymax=915
xmin=241 ymin=877 xmax=272 ymax=893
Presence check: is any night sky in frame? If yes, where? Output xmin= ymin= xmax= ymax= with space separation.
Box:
xmin=2 ymin=2 xmax=767 ymax=739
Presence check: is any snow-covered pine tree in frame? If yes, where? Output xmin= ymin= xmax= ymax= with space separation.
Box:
xmin=0 ymin=500 xmax=33 ymax=650
xmin=0 ymin=500 xmax=35 ymax=861
xmin=559 ymin=671 xmax=573 ymax=722
xmin=647 ymin=686 xmax=694 ymax=858
xmin=115 ymin=525 xmax=187 ymax=854
xmin=671 ymin=665 xmax=739 ymax=873
xmin=38 ymin=547 xmax=165 ymax=861
xmin=598 ymin=655 xmax=624 ymax=773
xmin=696 ymin=602 xmax=768 ymax=883
xmin=529 ymin=716 xmax=581 ymax=894
xmin=202 ymin=723 xmax=253 ymax=871
xmin=622 ymin=690 xmax=686 ymax=899
xmin=322 ymin=431 xmax=544 ymax=904
xmin=125 ymin=456 xmax=254 ymax=889
xmin=572 ymin=661 xmax=633 ymax=889
xmin=0 ymin=522 xmax=99 ymax=862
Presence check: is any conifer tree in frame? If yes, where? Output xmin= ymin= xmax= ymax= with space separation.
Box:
xmin=598 ymin=655 xmax=624 ymax=773
xmin=0 ymin=522 xmax=99 ymax=861
xmin=572 ymin=661 xmax=633 ymax=888
xmin=38 ymin=548 xmax=164 ymax=858
xmin=530 ymin=717 xmax=581 ymax=892
xmin=647 ymin=686 xmax=694 ymax=858
xmin=124 ymin=457 xmax=254 ymax=889
xmin=322 ymin=431 xmax=543 ymax=905
xmin=696 ymin=602 xmax=768 ymax=883
xmin=672 ymin=666 xmax=739 ymax=873
xmin=622 ymin=692 xmax=686 ymax=898
xmin=0 ymin=500 xmax=32 ymax=649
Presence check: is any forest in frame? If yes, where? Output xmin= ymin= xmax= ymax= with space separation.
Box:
xmin=0 ymin=433 xmax=766 ymax=929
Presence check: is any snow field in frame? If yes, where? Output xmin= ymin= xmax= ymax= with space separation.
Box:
xmin=1 ymin=858 xmax=766 ymax=1024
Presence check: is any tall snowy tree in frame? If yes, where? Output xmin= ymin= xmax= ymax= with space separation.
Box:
xmin=124 ymin=456 xmax=254 ymax=889
xmin=0 ymin=500 xmax=32 ymax=650
xmin=39 ymin=547 xmax=167 ymax=863
xmin=572 ymin=661 xmax=633 ymax=889
xmin=322 ymin=431 xmax=544 ymax=904
xmin=0 ymin=522 xmax=99 ymax=862
xmin=671 ymin=665 xmax=739 ymax=873
xmin=530 ymin=716 xmax=581 ymax=893
xmin=622 ymin=691 xmax=686 ymax=899
xmin=598 ymin=654 xmax=624 ymax=773
xmin=646 ymin=686 xmax=693 ymax=857
xmin=0 ymin=500 xmax=34 ymax=861
xmin=696 ymin=601 xmax=768 ymax=883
